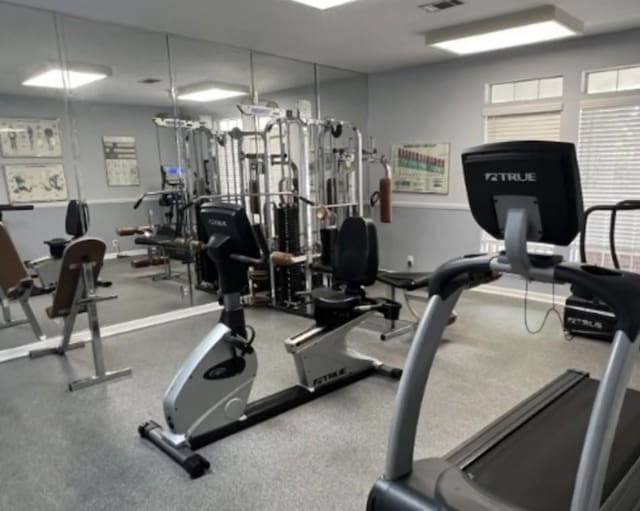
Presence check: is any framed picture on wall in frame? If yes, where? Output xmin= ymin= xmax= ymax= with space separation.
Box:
xmin=102 ymin=136 xmax=141 ymax=187
xmin=0 ymin=118 xmax=62 ymax=158
xmin=4 ymin=163 xmax=68 ymax=203
xmin=391 ymin=142 xmax=451 ymax=195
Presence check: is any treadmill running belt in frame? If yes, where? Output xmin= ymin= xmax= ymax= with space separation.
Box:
xmin=465 ymin=378 xmax=640 ymax=511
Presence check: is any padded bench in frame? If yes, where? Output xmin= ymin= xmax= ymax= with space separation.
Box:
xmin=376 ymin=270 xmax=456 ymax=341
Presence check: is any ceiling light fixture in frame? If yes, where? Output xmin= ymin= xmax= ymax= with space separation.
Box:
xmin=289 ymin=0 xmax=357 ymax=10
xmin=23 ymin=64 xmax=111 ymax=89
xmin=177 ymin=81 xmax=250 ymax=103
xmin=425 ymin=5 xmax=583 ymax=55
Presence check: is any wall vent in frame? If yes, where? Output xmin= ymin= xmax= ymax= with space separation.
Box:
xmin=419 ymin=0 xmax=464 ymax=13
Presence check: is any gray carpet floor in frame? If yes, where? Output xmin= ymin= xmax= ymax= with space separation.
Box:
xmin=0 ymin=257 xmax=214 ymax=350
xmin=0 ymin=292 xmax=635 ymax=510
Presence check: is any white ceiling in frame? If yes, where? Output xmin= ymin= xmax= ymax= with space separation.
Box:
xmin=6 ymin=0 xmax=640 ymax=72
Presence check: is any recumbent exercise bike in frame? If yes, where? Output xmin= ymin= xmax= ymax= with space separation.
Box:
xmin=139 ymin=202 xmax=402 ymax=478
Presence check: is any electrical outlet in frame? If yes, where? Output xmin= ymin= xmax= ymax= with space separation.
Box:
xmin=407 ymin=255 xmax=415 ymax=268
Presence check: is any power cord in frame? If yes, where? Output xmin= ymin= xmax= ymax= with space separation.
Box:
xmin=523 ymin=280 xmax=573 ymax=340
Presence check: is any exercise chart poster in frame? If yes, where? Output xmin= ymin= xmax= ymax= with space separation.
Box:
xmin=102 ymin=136 xmax=140 ymax=187
xmin=391 ymin=142 xmax=450 ymax=194
xmin=0 ymin=118 xmax=62 ymax=158
xmin=4 ymin=163 xmax=68 ymax=203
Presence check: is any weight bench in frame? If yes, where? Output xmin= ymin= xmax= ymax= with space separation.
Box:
xmin=29 ymin=237 xmax=132 ymax=391
xmin=117 ymin=225 xmax=186 ymax=281
xmin=0 ymin=222 xmax=45 ymax=340
xmin=376 ymin=271 xmax=457 ymax=340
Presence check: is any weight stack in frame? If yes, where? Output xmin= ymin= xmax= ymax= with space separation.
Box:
xmin=274 ymin=204 xmax=305 ymax=305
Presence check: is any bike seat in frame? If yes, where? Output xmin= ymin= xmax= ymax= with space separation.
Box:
xmin=312 ymin=288 xmax=363 ymax=311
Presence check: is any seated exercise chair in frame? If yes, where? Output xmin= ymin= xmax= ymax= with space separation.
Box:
xmin=29 ymin=237 xmax=132 ymax=391
xmin=139 ymin=203 xmax=402 ymax=479
xmin=0 ymin=222 xmax=45 ymax=340
xmin=28 ymin=200 xmax=89 ymax=291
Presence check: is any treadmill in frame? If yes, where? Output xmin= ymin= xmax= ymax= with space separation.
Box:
xmin=368 ymin=141 xmax=640 ymax=511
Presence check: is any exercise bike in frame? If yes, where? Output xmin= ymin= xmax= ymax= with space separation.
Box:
xmin=139 ymin=202 xmax=402 ymax=478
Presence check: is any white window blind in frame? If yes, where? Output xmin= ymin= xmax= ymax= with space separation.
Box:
xmin=578 ymin=102 xmax=640 ymax=270
xmin=485 ymin=112 xmax=562 ymax=142
xmin=482 ymin=110 xmax=562 ymax=254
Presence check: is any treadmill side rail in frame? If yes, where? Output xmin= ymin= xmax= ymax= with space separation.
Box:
xmin=384 ymin=290 xmax=462 ymax=480
xmin=571 ymin=330 xmax=640 ymax=511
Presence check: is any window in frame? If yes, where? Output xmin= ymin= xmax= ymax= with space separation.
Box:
xmin=585 ymin=65 xmax=640 ymax=95
xmin=489 ymin=76 xmax=563 ymax=104
xmin=482 ymin=78 xmax=563 ymax=254
xmin=577 ymin=100 xmax=640 ymax=271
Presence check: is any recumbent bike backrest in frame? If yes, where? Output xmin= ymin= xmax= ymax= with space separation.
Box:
xmin=332 ymin=216 xmax=378 ymax=289
xmin=65 ymin=200 xmax=90 ymax=238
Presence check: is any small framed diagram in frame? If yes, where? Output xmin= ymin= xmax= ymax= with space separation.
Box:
xmin=0 ymin=118 xmax=62 ymax=158
xmin=103 ymin=136 xmax=141 ymax=187
xmin=4 ymin=163 xmax=68 ymax=203
xmin=391 ymin=142 xmax=451 ymax=195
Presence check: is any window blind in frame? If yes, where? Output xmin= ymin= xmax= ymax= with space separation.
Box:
xmin=482 ymin=110 xmax=562 ymax=254
xmin=485 ymin=112 xmax=562 ymax=142
xmin=578 ymin=102 xmax=640 ymax=270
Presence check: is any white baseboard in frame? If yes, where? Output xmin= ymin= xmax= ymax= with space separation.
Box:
xmin=104 ymin=248 xmax=148 ymax=260
xmin=0 ymin=301 xmax=221 ymax=364
xmin=471 ymin=284 xmax=566 ymax=306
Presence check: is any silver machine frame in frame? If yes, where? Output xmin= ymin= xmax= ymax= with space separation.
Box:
xmin=204 ymin=113 xmax=369 ymax=311
xmin=29 ymin=262 xmax=132 ymax=392
xmin=0 ymin=285 xmax=45 ymax=341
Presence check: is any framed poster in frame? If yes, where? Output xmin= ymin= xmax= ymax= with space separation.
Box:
xmin=391 ymin=142 xmax=450 ymax=194
xmin=4 ymin=163 xmax=68 ymax=203
xmin=0 ymin=118 xmax=62 ymax=158
xmin=102 ymin=136 xmax=141 ymax=187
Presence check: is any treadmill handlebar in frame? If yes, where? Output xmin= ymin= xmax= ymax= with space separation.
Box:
xmin=428 ymin=254 xmax=498 ymax=300
xmin=429 ymin=254 xmax=640 ymax=340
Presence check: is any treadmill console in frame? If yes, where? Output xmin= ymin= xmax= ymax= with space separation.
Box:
xmin=461 ymin=141 xmax=584 ymax=247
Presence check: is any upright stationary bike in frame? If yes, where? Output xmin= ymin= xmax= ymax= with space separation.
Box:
xmin=139 ymin=202 xmax=402 ymax=478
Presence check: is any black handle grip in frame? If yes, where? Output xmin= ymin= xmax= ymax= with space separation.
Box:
xmin=133 ymin=195 xmax=144 ymax=210
xmin=229 ymin=224 xmax=269 ymax=266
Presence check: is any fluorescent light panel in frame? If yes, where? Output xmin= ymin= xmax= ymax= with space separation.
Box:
xmin=177 ymin=81 xmax=249 ymax=103
xmin=426 ymin=6 xmax=583 ymax=55
xmin=289 ymin=0 xmax=357 ymax=10
xmin=178 ymin=88 xmax=246 ymax=102
xmin=23 ymin=68 xmax=109 ymax=89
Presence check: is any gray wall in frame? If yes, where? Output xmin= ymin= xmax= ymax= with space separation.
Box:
xmin=0 ymin=93 xmax=177 ymax=259
xmin=368 ymin=28 xmax=640 ymax=272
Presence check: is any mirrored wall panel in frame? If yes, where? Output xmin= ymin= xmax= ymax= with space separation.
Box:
xmin=55 ymin=15 xmax=195 ymax=327
xmin=0 ymin=3 xmax=372 ymax=359
xmin=0 ymin=4 xmax=72 ymax=350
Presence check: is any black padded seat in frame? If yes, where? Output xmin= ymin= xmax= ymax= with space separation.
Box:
xmin=377 ymin=271 xmax=432 ymax=291
xmin=135 ymin=224 xmax=177 ymax=247
xmin=135 ymin=234 xmax=175 ymax=247
xmin=312 ymin=288 xmax=363 ymax=311
xmin=44 ymin=200 xmax=89 ymax=258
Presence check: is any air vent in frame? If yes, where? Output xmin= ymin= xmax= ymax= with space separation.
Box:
xmin=137 ymin=78 xmax=162 ymax=84
xmin=419 ymin=0 xmax=463 ymax=13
